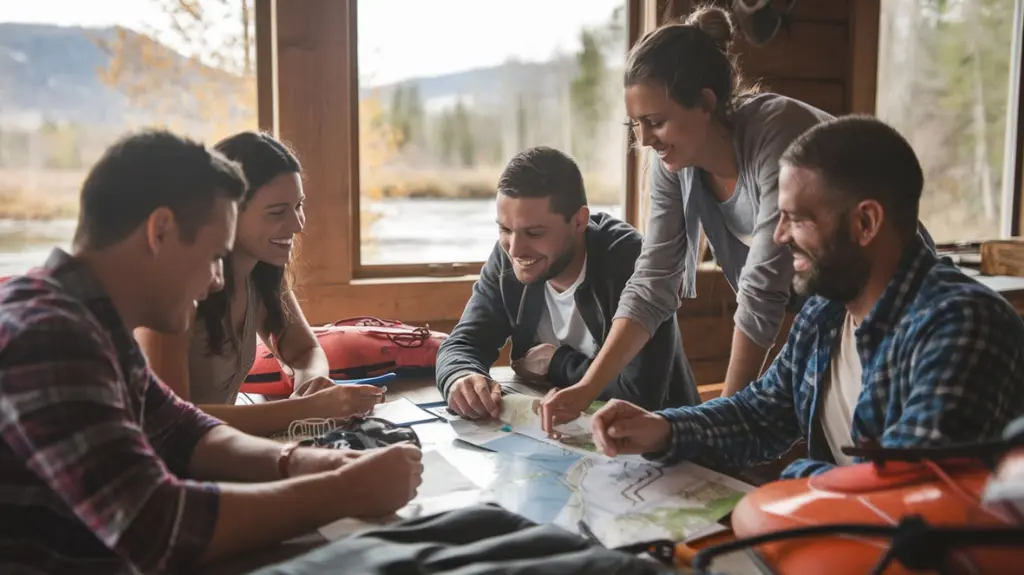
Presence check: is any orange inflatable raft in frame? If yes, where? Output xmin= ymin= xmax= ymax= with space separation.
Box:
xmin=241 ymin=317 xmax=448 ymax=396
xmin=692 ymin=420 xmax=1024 ymax=574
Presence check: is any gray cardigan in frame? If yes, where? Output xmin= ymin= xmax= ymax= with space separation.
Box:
xmin=616 ymin=93 xmax=833 ymax=349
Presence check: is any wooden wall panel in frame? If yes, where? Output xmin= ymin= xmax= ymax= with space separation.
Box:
xmin=734 ymin=22 xmax=848 ymax=81
xmin=847 ymin=0 xmax=881 ymax=114
xmin=788 ymin=0 xmax=849 ymax=23
xmin=759 ymin=79 xmax=845 ymax=116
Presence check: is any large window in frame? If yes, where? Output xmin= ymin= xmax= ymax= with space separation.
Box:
xmin=0 ymin=0 xmax=257 ymax=276
xmin=876 ymin=0 xmax=1023 ymax=242
xmin=355 ymin=0 xmax=628 ymax=269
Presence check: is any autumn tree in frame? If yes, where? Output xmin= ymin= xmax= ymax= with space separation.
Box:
xmin=359 ymin=90 xmax=402 ymax=250
xmin=95 ymin=1 xmax=401 ymax=254
xmin=94 ymin=0 xmax=257 ymax=142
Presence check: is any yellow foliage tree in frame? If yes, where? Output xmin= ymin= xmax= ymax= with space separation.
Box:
xmin=94 ymin=1 xmax=400 ymax=258
xmin=358 ymin=90 xmax=402 ymax=258
xmin=93 ymin=0 xmax=256 ymax=142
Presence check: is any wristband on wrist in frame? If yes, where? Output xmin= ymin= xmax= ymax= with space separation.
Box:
xmin=277 ymin=442 xmax=301 ymax=479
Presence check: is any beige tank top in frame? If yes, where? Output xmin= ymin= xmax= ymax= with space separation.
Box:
xmin=188 ymin=279 xmax=260 ymax=405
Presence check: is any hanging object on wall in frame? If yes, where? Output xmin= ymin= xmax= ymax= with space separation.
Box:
xmin=732 ymin=0 xmax=797 ymax=47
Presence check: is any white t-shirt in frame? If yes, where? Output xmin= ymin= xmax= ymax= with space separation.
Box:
xmin=822 ymin=312 xmax=864 ymax=466
xmin=534 ymin=256 xmax=599 ymax=358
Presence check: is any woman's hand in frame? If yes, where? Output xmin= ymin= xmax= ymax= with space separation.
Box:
xmin=539 ymin=384 xmax=598 ymax=435
xmin=306 ymin=384 xmax=386 ymax=420
xmin=292 ymin=375 xmax=336 ymax=397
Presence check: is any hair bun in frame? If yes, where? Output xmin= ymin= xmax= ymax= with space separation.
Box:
xmin=684 ymin=6 xmax=735 ymax=52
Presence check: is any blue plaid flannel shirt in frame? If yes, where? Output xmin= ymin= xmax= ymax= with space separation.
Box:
xmin=652 ymin=237 xmax=1024 ymax=478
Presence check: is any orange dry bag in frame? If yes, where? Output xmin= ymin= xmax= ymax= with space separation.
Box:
xmin=690 ymin=419 xmax=1024 ymax=575
xmin=241 ymin=317 xmax=448 ymax=396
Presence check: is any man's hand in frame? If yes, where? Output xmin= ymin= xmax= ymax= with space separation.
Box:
xmin=590 ymin=399 xmax=671 ymax=457
xmin=288 ymin=446 xmax=363 ymax=477
xmin=447 ymin=374 xmax=501 ymax=419
xmin=336 ymin=443 xmax=424 ymax=518
xmin=306 ymin=384 xmax=386 ymax=419
xmin=511 ymin=343 xmax=557 ymax=382
xmin=292 ymin=376 xmax=336 ymax=397
xmin=540 ymin=384 xmax=596 ymax=435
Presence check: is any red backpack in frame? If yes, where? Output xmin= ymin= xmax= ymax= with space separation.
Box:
xmin=241 ymin=317 xmax=448 ymax=396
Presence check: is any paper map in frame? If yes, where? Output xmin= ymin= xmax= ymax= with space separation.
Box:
xmin=451 ymin=404 xmax=752 ymax=546
xmin=495 ymin=394 xmax=603 ymax=457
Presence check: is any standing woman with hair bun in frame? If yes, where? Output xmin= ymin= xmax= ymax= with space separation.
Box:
xmin=541 ymin=5 xmax=835 ymax=431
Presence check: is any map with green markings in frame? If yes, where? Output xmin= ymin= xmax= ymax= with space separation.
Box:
xmin=451 ymin=402 xmax=753 ymax=548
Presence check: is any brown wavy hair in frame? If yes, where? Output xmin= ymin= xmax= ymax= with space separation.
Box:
xmin=624 ymin=4 xmax=760 ymax=126
xmin=197 ymin=131 xmax=301 ymax=355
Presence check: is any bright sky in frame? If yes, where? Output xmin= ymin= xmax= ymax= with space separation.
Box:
xmin=358 ymin=0 xmax=623 ymax=85
xmin=0 ymin=0 xmax=624 ymax=86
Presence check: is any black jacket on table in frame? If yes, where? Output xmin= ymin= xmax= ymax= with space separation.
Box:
xmin=435 ymin=212 xmax=701 ymax=411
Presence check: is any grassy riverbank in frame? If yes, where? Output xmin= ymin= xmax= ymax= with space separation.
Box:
xmin=0 ymin=166 xmax=620 ymax=221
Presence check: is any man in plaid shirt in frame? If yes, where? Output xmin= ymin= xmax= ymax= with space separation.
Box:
xmin=591 ymin=116 xmax=1024 ymax=479
xmin=0 ymin=131 xmax=423 ymax=574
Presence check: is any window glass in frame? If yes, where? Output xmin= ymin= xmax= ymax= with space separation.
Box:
xmin=0 ymin=0 xmax=256 ymax=275
xmin=876 ymin=0 xmax=1021 ymax=242
xmin=357 ymin=0 xmax=627 ymax=265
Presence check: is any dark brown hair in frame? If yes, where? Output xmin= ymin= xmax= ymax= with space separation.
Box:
xmin=780 ymin=115 xmax=924 ymax=238
xmin=197 ymin=131 xmax=302 ymax=354
xmin=74 ymin=129 xmax=247 ymax=250
xmin=497 ymin=146 xmax=587 ymax=221
xmin=624 ymin=4 xmax=759 ymax=125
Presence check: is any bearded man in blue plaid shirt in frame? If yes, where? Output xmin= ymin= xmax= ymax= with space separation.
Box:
xmin=591 ymin=116 xmax=1024 ymax=479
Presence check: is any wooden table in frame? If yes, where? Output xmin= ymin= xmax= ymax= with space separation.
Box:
xmin=204 ymin=368 xmax=763 ymax=574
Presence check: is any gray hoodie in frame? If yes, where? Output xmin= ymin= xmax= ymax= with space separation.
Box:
xmin=615 ymin=93 xmax=834 ymax=349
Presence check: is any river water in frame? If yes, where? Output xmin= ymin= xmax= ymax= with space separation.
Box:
xmin=0 ymin=198 xmax=623 ymax=276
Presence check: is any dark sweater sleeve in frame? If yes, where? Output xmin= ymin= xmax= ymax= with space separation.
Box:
xmin=546 ymin=315 xmax=682 ymax=411
xmin=546 ymin=226 xmax=680 ymax=411
xmin=435 ymin=244 xmax=513 ymax=400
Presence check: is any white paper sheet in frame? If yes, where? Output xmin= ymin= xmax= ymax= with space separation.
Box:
xmin=416 ymin=449 xmax=477 ymax=498
xmin=317 ymin=450 xmax=478 ymax=541
xmin=372 ymin=397 xmax=439 ymax=426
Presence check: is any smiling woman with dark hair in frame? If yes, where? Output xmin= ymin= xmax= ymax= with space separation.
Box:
xmin=136 ymin=131 xmax=383 ymax=437
xmin=538 ymin=5 xmax=835 ymax=431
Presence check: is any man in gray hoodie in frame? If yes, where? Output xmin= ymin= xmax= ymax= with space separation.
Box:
xmin=435 ymin=146 xmax=700 ymax=419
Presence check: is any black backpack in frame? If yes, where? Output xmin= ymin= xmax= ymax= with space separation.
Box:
xmin=250 ymin=505 xmax=673 ymax=575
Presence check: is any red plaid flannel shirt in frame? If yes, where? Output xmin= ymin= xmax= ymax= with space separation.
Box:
xmin=0 ymin=249 xmax=223 ymax=574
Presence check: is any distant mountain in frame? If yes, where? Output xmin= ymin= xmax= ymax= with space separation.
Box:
xmin=0 ymin=22 xmax=571 ymax=131
xmin=363 ymin=58 xmax=573 ymax=111
xmin=0 ymin=23 xmax=132 ymax=127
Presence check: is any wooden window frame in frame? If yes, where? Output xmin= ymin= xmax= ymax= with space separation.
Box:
xmin=348 ymin=1 xmax=645 ymax=281
xmin=1006 ymin=0 xmax=1024 ymax=235
xmin=257 ymin=0 xmax=649 ymax=323
xmin=261 ymin=0 xmax=1024 ymax=325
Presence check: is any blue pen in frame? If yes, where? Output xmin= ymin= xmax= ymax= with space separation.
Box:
xmin=332 ymin=372 xmax=397 ymax=387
